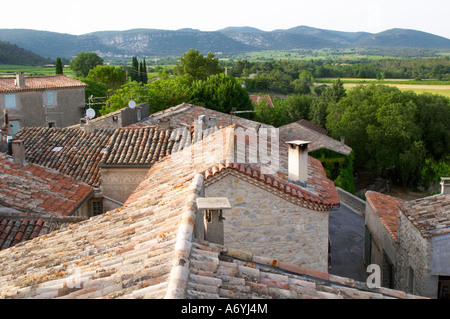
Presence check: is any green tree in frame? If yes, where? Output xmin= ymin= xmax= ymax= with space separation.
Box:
xmin=69 ymin=52 xmax=104 ymax=77
xmin=102 ymin=77 xmax=191 ymax=115
xmin=87 ymin=65 xmax=127 ymax=95
xmin=55 ymin=57 xmax=63 ymax=74
xmin=292 ymin=70 xmax=314 ymax=94
xmin=282 ymin=94 xmax=315 ymax=123
xmin=174 ymin=49 xmax=223 ymax=83
xmin=190 ymin=74 xmax=252 ymax=114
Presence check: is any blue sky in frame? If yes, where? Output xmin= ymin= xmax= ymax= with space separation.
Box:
xmin=2 ymin=0 xmax=449 ymax=39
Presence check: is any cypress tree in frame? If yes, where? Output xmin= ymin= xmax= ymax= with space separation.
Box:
xmin=55 ymin=57 xmax=63 ymax=74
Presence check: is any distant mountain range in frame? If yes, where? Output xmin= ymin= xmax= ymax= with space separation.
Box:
xmin=0 ymin=26 xmax=449 ymax=60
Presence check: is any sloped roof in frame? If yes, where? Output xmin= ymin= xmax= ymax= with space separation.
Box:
xmin=0 ymin=127 xmax=422 ymax=299
xmin=100 ymin=127 xmax=174 ymax=167
xmin=187 ymin=241 xmax=425 ymax=299
xmin=0 ymin=152 xmax=93 ymax=216
xmin=279 ymin=120 xmax=352 ymax=156
xmin=128 ymin=103 xmax=271 ymax=131
xmin=249 ymin=94 xmax=274 ymax=107
xmin=399 ymin=193 xmax=450 ymax=238
xmin=0 ymin=212 xmax=86 ymax=250
xmin=0 ymin=75 xmax=87 ymax=93
xmin=366 ymin=191 xmax=405 ymax=241
xmin=16 ymin=127 xmax=116 ymax=187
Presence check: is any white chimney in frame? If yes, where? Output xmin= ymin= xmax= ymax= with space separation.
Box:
xmin=11 ymin=139 xmax=26 ymax=165
xmin=441 ymin=177 xmax=450 ymax=195
xmin=15 ymin=72 xmax=25 ymax=88
xmin=287 ymin=140 xmax=310 ymax=186
xmin=195 ymin=197 xmax=231 ymax=245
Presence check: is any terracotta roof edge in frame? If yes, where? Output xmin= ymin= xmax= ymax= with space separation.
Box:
xmin=164 ymin=173 xmax=204 ymax=299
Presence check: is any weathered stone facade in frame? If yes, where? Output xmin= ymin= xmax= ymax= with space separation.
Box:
xmin=205 ymin=173 xmax=329 ymax=272
xmin=1 ymin=87 xmax=86 ymax=130
xmin=396 ymin=213 xmax=436 ymax=297
xmin=100 ymin=167 xmax=149 ymax=212
xmin=364 ymin=202 xmax=398 ymax=288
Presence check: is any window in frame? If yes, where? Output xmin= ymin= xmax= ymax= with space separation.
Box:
xmin=4 ymin=94 xmax=17 ymax=109
xmin=92 ymin=200 xmax=103 ymax=216
xmin=44 ymin=91 xmax=57 ymax=107
xmin=10 ymin=121 xmax=20 ymax=134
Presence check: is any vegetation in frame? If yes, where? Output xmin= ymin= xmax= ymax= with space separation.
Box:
xmin=174 ymin=49 xmax=223 ymax=82
xmin=55 ymin=58 xmax=63 ymax=74
xmin=69 ymin=52 xmax=104 ymax=77
xmin=0 ymin=40 xmax=51 ymax=66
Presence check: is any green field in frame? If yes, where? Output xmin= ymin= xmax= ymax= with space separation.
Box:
xmin=0 ymin=64 xmax=75 ymax=77
xmin=316 ymin=78 xmax=450 ymax=98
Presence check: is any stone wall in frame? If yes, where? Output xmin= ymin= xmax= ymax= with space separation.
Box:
xmin=100 ymin=167 xmax=150 ymax=212
xmin=396 ymin=213 xmax=436 ymax=298
xmin=205 ymin=173 xmax=329 ymax=272
xmin=337 ymin=187 xmax=366 ymax=216
xmin=364 ymin=203 xmax=398 ymax=287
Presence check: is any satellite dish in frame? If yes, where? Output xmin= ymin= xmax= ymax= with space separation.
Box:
xmin=86 ymin=108 xmax=96 ymax=119
xmin=128 ymin=100 xmax=136 ymax=109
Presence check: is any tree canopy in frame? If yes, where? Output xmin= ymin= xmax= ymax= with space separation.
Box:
xmin=69 ymin=52 xmax=104 ymax=77
xmin=174 ymin=49 xmax=223 ymax=82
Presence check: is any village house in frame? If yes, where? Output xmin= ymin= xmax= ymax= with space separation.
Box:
xmin=0 ymin=72 xmax=88 ymax=132
xmin=0 ymin=142 xmax=92 ymax=250
xmin=249 ymin=94 xmax=274 ymax=108
xmin=12 ymin=126 xmax=116 ymax=216
xmin=364 ymin=178 xmax=450 ymax=299
xmin=0 ymin=125 xmax=425 ymax=299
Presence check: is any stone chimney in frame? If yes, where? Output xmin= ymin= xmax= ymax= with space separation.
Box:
xmin=287 ymin=140 xmax=310 ymax=186
xmin=441 ymin=177 xmax=450 ymax=195
xmin=11 ymin=139 xmax=26 ymax=165
xmin=15 ymin=72 xmax=25 ymax=88
xmin=83 ymin=121 xmax=95 ymax=134
xmin=157 ymin=117 xmax=170 ymax=130
xmin=195 ymin=197 xmax=231 ymax=245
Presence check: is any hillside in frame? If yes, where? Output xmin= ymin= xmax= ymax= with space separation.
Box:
xmin=0 ymin=40 xmax=51 ymax=65
xmin=0 ymin=26 xmax=449 ymax=59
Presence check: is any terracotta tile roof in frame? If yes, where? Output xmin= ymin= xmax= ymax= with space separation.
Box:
xmin=0 ymin=152 xmax=93 ymax=216
xmin=250 ymin=94 xmax=274 ymax=107
xmin=100 ymin=127 xmax=174 ymax=167
xmin=203 ymin=160 xmax=339 ymax=211
xmin=128 ymin=103 xmax=272 ymax=131
xmin=0 ymin=212 xmax=86 ymax=250
xmin=399 ymin=194 xmax=450 ymax=238
xmin=279 ymin=120 xmax=352 ymax=156
xmin=297 ymin=119 xmax=329 ymax=136
xmin=16 ymin=127 xmax=116 ymax=187
xmin=0 ymin=75 xmax=87 ymax=93
xmin=186 ymin=241 xmax=426 ymax=299
xmin=0 ymin=126 xmax=422 ymax=299
xmin=365 ymin=191 xmax=405 ymax=241
xmin=0 ymin=217 xmax=47 ymax=250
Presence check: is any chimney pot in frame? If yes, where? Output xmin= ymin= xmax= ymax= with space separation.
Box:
xmin=83 ymin=121 xmax=95 ymax=134
xmin=196 ymin=197 xmax=231 ymax=245
xmin=15 ymin=72 xmax=25 ymax=88
xmin=11 ymin=139 xmax=26 ymax=165
xmin=441 ymin=177 xmax=450 ymax=195
xmin=287 ymin=140 xmax=310 ymax=186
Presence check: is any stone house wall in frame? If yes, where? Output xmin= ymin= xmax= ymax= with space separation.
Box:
xmin=396 ymin=213 xmax=436 ymax=298
xmin=364 ymin=203 xmax=398 ymax=288
xmin=1 ymin=88 xmax=86 ymax=130
xmin=205 ymin=172 xmax=329 ymax=272
xmin=100 ymin=167 xmax=150 ymax=213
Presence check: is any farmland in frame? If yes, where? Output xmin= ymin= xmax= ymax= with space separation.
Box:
xmin=315 ymin=78 xmax=450 ymax=98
